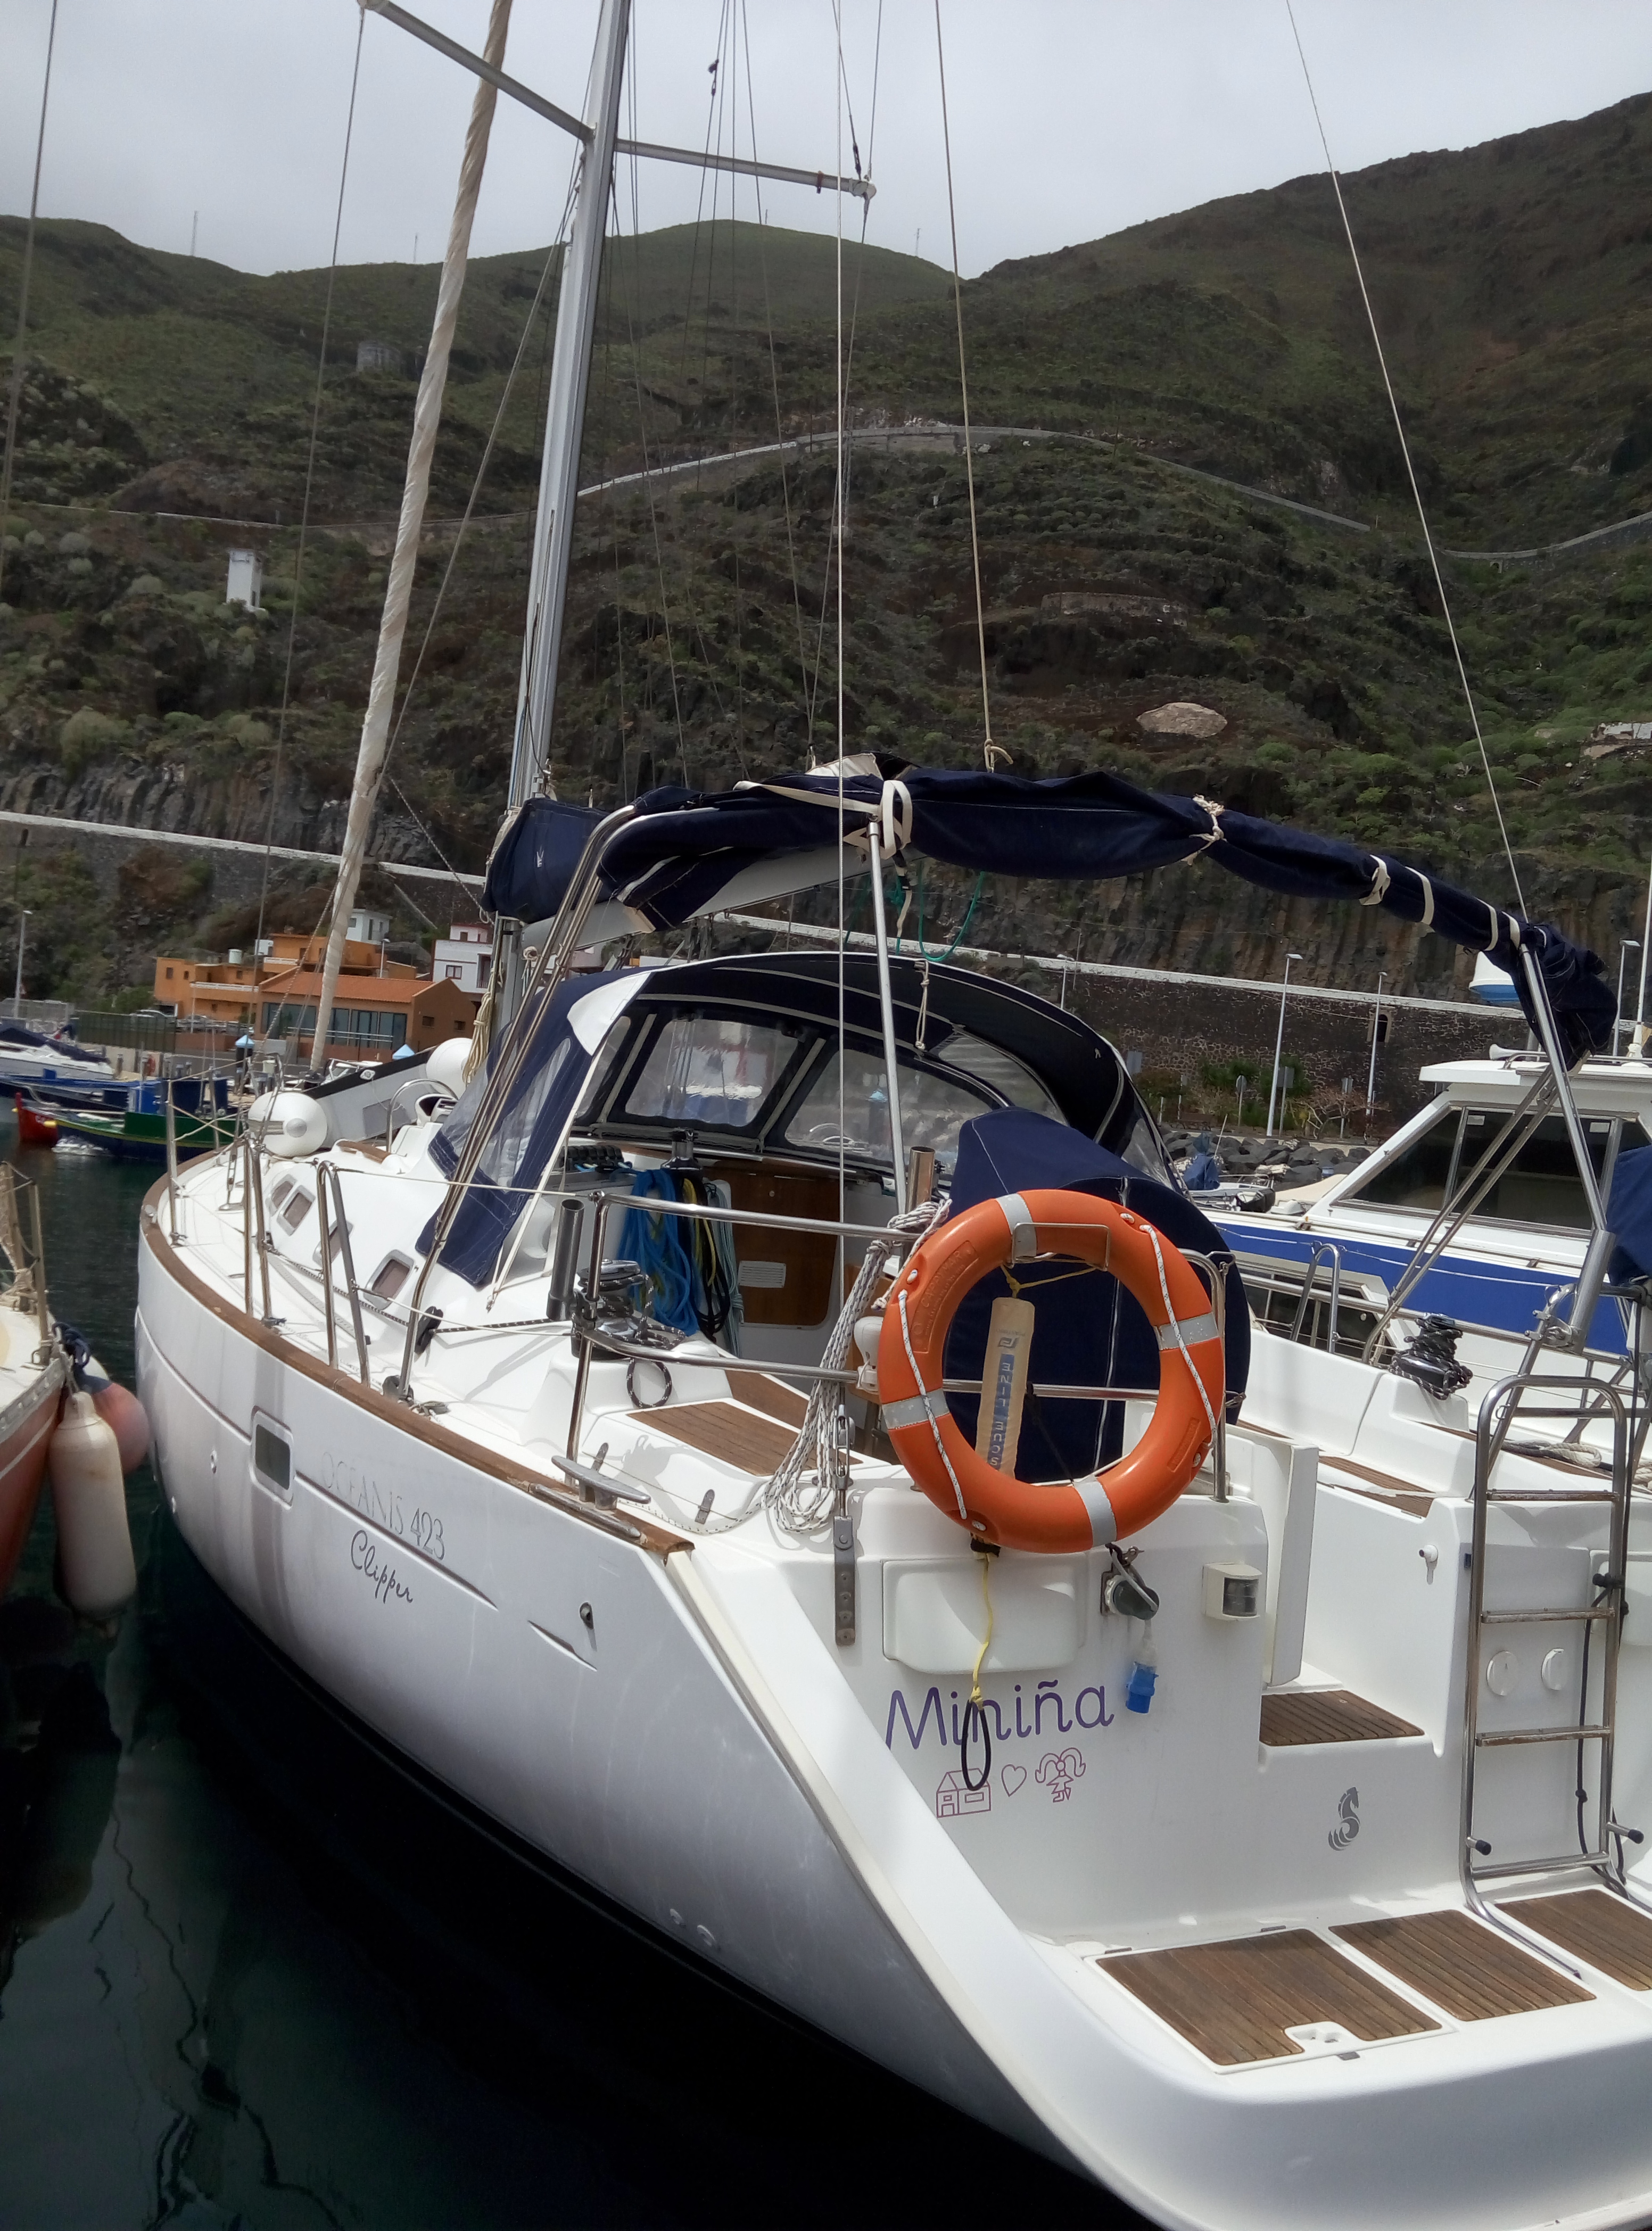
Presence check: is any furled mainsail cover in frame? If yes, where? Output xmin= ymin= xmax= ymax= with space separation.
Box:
xmin=483 ymin=764 xmax=1614 ymax=1058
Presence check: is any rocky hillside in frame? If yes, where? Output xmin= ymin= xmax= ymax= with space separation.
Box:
xmin=4 ymin=98 xmax=1652 ymax=1019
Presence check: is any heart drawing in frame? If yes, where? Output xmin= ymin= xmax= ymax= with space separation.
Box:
xmin=1000 ymin=1764 xmax=1027 ymax=1797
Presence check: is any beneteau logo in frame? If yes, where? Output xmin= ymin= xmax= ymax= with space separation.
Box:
xmin=1328 ymin=1786 xmax=1360 ymax=1849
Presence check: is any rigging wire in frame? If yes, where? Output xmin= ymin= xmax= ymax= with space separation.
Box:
xmin=934 ymin=0 xmax=1002 ymax=772
xmin=1285 ymin=0 xmax=1523 ymax=913
xmin=804 ymin=0 xmax=885 ymax=748
xmin=619 ymin=82 xmax=691 ymax=784
xmin=835 ymin=0 xmax=847 ymax=1230
xmin=253 ymin=8 xmax=366 ymax=976
xmin=378 ymin=179 xmax=580 ymax=784
xmin=741 ymin=0 xmax=817 ymax=743
xmin=0 ymin=0 xmax=58 ymax=614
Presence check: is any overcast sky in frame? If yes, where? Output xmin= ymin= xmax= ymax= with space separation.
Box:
xmin=3 ymin=3 xmax=1651 ymax=283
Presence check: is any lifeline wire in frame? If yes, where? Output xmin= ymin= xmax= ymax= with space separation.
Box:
xmin=0 ymin=0 xmax=57 ymax=613
xmin=1284 ymin=1 xmax=1524 ymax=914
xmin=934 ymin=1 xmax=1002 ymax=772
xmin=253 ymin=9 xmax=367 ymax=970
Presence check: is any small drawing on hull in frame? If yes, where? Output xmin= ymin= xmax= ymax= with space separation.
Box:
xmin=936 ymin=1770 xmax=990 ymax=1817
xmin=1036 ymin=1748 xmax=1085 ymax=1802
xmin=1000 ymin=1763 xmax=1026 ymax=1797
xmin=1328 ymin=1786 xmax=1360 ymax=1849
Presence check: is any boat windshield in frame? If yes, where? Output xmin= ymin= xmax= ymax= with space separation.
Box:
xmin=1339 ymin=1102 xmax=1614 ymax=1230
xmin=624 ymin=1016 xmax=802 ymax=1130
xmin=783 ymin=1048 xmax=995 ymax=1174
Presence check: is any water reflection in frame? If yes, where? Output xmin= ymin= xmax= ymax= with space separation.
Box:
xmin=0 ymin=1137 xmax=1136 ymax=2228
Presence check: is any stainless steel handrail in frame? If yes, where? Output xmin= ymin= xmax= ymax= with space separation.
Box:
xmin=326 ymin=1163 xmax=373 ymax=1386
xmin=1284 ymin=1238 xmax=1343 ymax=1349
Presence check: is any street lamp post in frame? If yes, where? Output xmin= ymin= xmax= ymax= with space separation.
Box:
xmin=12 ymin=907 xmax=31 ymax=1017
xmin=1617 ymin=942 xmax=1641 ymax=1055
xmin=1365 ymin=969 xmax=1388 ymax=1129
xmin=1266 ymin=954 xmax=1303 ymax=1137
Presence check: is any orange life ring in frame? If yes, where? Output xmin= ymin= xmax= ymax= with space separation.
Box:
xmin=875 ymin=1187 xmax=1225 ymax=1554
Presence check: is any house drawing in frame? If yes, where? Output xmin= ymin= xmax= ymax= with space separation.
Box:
xmin=935 ymin=1771 xmax=992 ymax=1819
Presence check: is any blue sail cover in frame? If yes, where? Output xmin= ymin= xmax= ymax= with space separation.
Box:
xmin=483 ymin=766 xmax=1614 ymax=1059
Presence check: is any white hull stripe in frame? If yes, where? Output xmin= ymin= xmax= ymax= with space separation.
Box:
xmin=1154 ymin=1312 xmax=1219 ymax=1350
xmin=882 ymin=1392 xmax=941 ymax=1432
xmin=998 ymin=1192 xmax=1039 ymax=1263
xmin=1075 ymin=1475 xmax=1118 ymax=1546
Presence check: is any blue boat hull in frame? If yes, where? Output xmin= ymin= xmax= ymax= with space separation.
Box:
xmin=1211 ymin=1214 xmax=1626 ymax=1356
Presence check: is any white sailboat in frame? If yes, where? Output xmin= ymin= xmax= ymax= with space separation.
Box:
xmin=138 ymin=10 xmax=1652 ymax=2225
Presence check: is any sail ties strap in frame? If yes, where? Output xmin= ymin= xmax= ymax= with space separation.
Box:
xmin=754 ymin=774 xmax=913 ymax=861
xmin=1184 ymin=796 xmax=1225 ymax=858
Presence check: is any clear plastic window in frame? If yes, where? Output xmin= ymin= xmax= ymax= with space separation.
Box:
xmin=1454 ymin=1111 xmax=1607 ymax=1230
xmin=938 ymin=1030 xmax=1062 ymax=1119
xmin=1344 ymin=1105 xmax=1460 ymax=1212
xmin=783 ymin=1048 xmax=993 ymax=1172
xmin=625 ymin=1017 xmax=798 ymax=1130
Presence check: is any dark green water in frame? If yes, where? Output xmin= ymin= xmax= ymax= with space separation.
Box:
xmin=0 ymin=1135 xmax=1133 ymax=2231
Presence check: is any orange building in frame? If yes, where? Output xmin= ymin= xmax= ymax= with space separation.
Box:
xmin=153 ymin=928 xmax=478 ymax=1062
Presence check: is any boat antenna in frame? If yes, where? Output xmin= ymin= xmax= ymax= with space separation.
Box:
xmin=310 ymin=0 xmax=514 ymax=1069
xmin=935 ymin=0 xmax=1004 ymax=773
xmin=0 ymin=0 xmax=59 ymax=614
xmin=1285 ymin=1 xmax=1523 ymax=914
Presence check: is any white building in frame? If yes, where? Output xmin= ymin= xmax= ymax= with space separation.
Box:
xmin=433 ymin=921 xmax=493 ymax=995
xmin=347 ymin=908 xmax=391 ymax=948
xmin=225 ymin=549 xmax=262 ymax=610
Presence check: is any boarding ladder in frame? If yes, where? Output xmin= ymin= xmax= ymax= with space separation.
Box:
xmin=1461 ymin=1370 xmax=1642 ymax=1935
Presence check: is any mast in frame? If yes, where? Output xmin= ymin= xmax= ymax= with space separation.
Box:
xmin=508 ymin=0 xmax=629 ymax=808
xmin=309 ymin=0 xmax=513 ymax=1069
xmin=490 ymin=0 xmax=630 ymax=1030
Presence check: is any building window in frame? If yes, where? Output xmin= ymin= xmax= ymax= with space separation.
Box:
xmin=445 ymin=964 xmax=462 ymax=981
xmin=165 ymin=967 xmax=174 ymax=981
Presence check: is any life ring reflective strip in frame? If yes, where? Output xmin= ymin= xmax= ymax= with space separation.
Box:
xmin=875 ymin=1187 xmax=1225 ymax=1554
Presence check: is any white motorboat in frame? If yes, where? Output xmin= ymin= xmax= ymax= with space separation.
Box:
xmin=0 ymin=1020 xmax=113 ymax=1095
xmin=134 ymin=7 xmax=1652 ymax=2225
xmin=1213 ymin=1051 xmax=1652 ymax=1421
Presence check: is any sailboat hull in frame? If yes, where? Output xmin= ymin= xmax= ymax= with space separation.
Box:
xmin=133 ymin=1212 xmax=1061 ymax=2168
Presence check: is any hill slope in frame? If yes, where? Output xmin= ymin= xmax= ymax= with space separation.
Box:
xmin=4 ymin=102 xmax=1652 ymax=1034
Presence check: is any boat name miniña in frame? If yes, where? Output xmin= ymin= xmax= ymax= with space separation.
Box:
xmin=885 ymin=1677 xmax=1114 ymax=1751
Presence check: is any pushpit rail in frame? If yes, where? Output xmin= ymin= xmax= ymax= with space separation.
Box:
xmin=1461 ymin=1370 xmax=1642 ymax=1956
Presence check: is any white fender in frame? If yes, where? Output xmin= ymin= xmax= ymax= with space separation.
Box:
xmin=48 ymin=1391 xmax=137 ymax=1617
xmin=248 ymin=1090 xmax=328 ymax=1158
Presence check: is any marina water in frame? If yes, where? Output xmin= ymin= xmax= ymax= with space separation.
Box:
xmin=0 ymin=1128 xmax=1127 ymax=2228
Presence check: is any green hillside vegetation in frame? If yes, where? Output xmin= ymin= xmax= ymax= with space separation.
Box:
xmin=4 ymin=97 xmax=1652 ymax=1009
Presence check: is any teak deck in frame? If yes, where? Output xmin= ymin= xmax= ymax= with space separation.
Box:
xmin=1101 ymin=1930 xmax=1438 ymax=2064
xmin=632 ymin=1399 xmax=803 ymax=1474
xmin=1504 ymin=1890 xmax=1652 ymax=1989
xmin=1334 ymin=1910 xmax=1592 ymax=2019
xmin=724 ymin=1369 xmax=810 ymax=1427
xmin=1259 ymin=1689 xmax=1423 ymax=1746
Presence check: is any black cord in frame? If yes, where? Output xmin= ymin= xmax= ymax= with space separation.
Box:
xmin=960 ymin=1697 xmax=992 ymax=1793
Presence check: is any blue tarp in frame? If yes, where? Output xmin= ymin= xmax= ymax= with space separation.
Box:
xmin=940 ymin=1109 xmax=1248 ymax=1481
xmin=483 ymin=765 xmax=1614 ymax=1059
